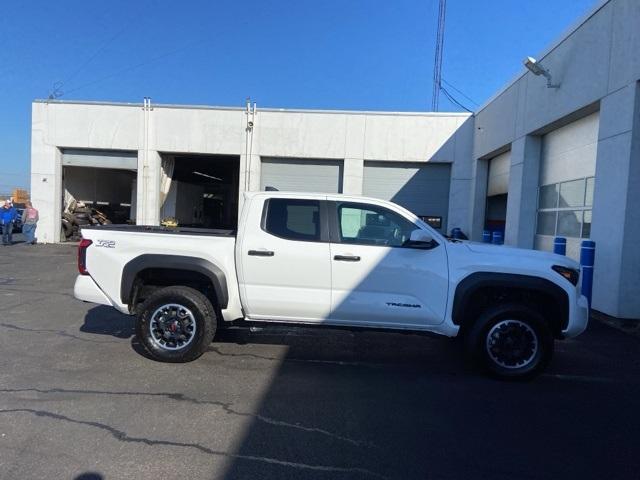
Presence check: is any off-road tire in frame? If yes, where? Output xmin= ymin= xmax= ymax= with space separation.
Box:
xmin=136 ymin=286 xmax=217 ymax=363
xmin=464 ymin=303 xmax=553 ymax=380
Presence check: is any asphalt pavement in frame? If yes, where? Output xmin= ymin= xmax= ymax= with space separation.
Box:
xmin=0 ymin=243 xmax=639 ymax=480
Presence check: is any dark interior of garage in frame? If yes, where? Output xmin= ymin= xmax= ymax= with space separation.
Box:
xmin=162 ymin=154 xmax=240 ymax=229
xmin=62 ymin=166 xmax=136 ymax=241
xmin=485 ymin=193 xmax=507 ymax=232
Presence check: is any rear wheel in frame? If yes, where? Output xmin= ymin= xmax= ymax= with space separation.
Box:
xmin=465 ymin=303 xmax=553 ymax=380
xmin=136 ymin=286 xmax=217 ymax=362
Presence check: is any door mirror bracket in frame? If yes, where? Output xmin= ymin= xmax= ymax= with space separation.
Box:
xmin=406 ymin=229 xmax=437 ymax=249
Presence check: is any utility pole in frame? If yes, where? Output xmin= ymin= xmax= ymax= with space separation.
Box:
xmin=244 ymin=98 xmax=256 ymax=191
xmin=431 ymin=0 xmax=447 ymax=111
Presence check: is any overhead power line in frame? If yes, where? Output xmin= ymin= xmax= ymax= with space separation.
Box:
xmin=441 ymin=78 xmax=479 ymax=106
xmin=440 ymin=86 xmax=473 ymax=113
xmin=49 ymin=6 xmax=147 ymax=99
xmin=62 ymin=38 xmax=210 ymax=96
xmin=62 ymin=22 xmax=134 ymax=86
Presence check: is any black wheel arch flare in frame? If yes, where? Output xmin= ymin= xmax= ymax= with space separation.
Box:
xmin=452 ymin=272 xmax=570 ymax=333
xmin=120 ymin=254 xmax=229 ymax=309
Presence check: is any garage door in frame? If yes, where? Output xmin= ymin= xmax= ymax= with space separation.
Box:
xmin=487 ymin=151 xmax=510 ymax=197
xmin=62 ymin=149 xmax=138 ymax=170
xmin=260 ymin=158 xmax=343 ymax=193
xmin=63 ymin=167 xmax=135 ymax=206
xmin=485 ymin=151 xmax=511 ymax=231
xmin=535 ymin=111 xmax=599 ymax=258
xmin=363 ymin=161 xmax=451 ymax=231
xmin=539 ymin=112 xmax=599 ymax=187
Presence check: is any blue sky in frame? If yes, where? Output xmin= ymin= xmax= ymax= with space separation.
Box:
xmin=0 ymin=0 xmax=596 ymax=191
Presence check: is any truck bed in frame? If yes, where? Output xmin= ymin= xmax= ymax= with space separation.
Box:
xmin=81 ymin=224 xmax=236 ymax=237
xmin=79 ymin=223 xmax=241 ymax=318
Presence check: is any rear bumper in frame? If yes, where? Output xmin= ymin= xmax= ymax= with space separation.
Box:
xmin=73 ymin=275 xmax=113 ymax=306
xmin=562 ymin=294 xmax=589 ymax=338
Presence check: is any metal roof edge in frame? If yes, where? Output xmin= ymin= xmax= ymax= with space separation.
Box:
xmin=33 ymin=99 xmax=472 ymax=117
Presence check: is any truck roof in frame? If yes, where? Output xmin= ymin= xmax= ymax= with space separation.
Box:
xmin=243 ymin=190 xmax=381 ymax=204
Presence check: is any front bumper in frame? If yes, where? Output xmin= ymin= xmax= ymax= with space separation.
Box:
xmin=73 ymin=275 xmax=113 ymax=306
xmin=562 ymin=294 xmax=589 ymax=338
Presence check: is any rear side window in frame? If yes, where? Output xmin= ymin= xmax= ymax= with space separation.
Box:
xmin=264 ymin=198 xmax=321 ymax=241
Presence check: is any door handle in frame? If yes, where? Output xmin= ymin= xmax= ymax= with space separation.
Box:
xmin=334 ymin=255 xmax=360 ymax=262
xmin=248 ymin=250 xmax=274 ymax=257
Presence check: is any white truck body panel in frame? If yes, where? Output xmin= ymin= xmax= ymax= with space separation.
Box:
xmin=237 ymin=193 xmax=332 ymax=322
xmin=74 ymin=191 xmax=589 ymax=339
xmin=80 ymin=229 xmax=243 ymax=320
xmin=328 ymin=242 xmax=449 ymax=328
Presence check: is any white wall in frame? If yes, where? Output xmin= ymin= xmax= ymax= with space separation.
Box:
xmin=473 ymin=0 xmax=639 ymax=160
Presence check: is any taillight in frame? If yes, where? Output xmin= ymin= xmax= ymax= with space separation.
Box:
xmin=78 ymin=238 xmax=92 ymax=275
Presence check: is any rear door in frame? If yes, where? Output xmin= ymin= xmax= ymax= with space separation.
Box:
xmin=328 ymin=201 xmax=448 ymax=328
xmin=238 ymin=196 xmax=332 ymax=322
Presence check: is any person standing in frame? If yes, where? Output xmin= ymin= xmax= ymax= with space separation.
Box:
xmin=1 ymin=200 xmax=17 ymax=245
xmin=21 ymin=201 xmax=39 ymax=245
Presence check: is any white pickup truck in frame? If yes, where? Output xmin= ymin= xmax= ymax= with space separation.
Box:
xmin=74 ymin=191 xmax=589 ymax=379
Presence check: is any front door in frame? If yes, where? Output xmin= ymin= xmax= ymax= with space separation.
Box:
xmin=329 ymin=201 xmax=448 ymax=327
xmin=238 ymin=196 xmax=332 ymax=322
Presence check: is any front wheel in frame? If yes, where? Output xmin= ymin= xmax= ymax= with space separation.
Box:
xmin=136 ymin=286 xmax=217 ymax=363
xmin=465 ymin=304 xmax=553 ymax=380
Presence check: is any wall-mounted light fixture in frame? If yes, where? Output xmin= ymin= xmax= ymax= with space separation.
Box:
xmin=523 ymin=56 xmax=560 ymax=88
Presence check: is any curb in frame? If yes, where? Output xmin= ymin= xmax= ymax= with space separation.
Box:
xmin=591 ymin=310 xmax=640 ymax=339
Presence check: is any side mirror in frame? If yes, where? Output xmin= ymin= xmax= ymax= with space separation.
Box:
xmin=408 ymin=229 xmax=436 ymax=248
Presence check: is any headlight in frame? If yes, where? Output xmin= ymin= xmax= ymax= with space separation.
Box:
xmin=552 ymin=265 xmax=579 ymax=286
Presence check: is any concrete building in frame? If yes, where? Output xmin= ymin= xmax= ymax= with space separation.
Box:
xmin=470 ymin=0 xmax=640 ymax=319
xmin=30 ymin=0 xmax=639 ymax=319
xmin=31 ymin=102 xmax=473 ymax=238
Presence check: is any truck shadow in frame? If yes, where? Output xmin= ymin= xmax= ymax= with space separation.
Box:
xmin=215 ymin=322 xmax=640 ymax=480
xmin=80 ymin=305 xmax=470 ymax=374
xmin=213 ymin=325 xmax=469 ymax=376
xmin=80 ymin=305 xmax=135 ymax=339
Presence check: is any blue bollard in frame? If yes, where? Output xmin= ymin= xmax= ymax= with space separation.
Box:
xmin=492 ymin=231 xmax=503 ymax=245
xmin=482 ymin=230 xmax=491 ymax=243
xmin=580 ymin=240 xmax=596 ymax=305
xmin=553 ymin=237 xmax=567 ymax=256
xmin=451 ymin=227 xmax=462 ymax=239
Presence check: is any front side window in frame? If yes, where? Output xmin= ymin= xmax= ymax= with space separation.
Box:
xmin=264 ymin=198 xmax=321 ymax=241
xmin=337 ymin=203 xmax=416 ymax=247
